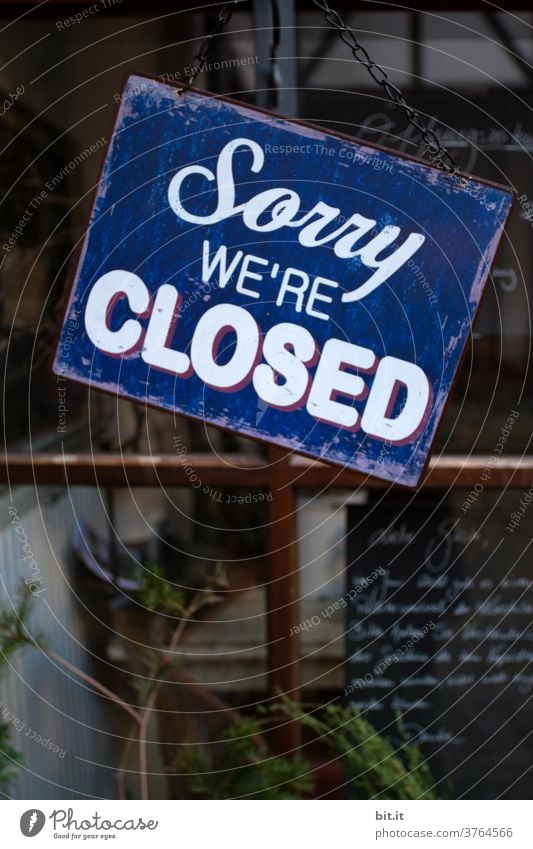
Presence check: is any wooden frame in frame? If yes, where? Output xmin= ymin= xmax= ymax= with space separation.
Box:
xmin=1 ymin=2 xmax=531 ymax=14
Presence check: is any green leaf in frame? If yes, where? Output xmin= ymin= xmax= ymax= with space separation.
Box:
xmin=175 ymin=714 xmax=315 ymax=800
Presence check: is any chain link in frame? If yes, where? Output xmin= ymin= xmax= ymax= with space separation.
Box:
xmin=187 ymin=0 xmax=248 ymax=85
xmin=185 ymin=0 xmax=460 ymax=175
xmin=311 ymin=0 xmax=459 ymax=174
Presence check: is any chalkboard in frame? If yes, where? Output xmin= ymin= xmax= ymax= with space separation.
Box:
xmin=346 ymin=489 xmax=533 ymax=799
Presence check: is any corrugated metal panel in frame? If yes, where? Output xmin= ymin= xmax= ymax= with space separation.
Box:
xmin=0 ymin=486 xmax=120 ymax=799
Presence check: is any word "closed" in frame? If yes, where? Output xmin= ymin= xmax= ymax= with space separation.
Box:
xmin=85 ymin=269 xmax=431 ymax=443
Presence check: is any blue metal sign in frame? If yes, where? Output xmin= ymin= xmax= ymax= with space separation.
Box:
xmin=53 ymin=73 xmax=513 ymax=486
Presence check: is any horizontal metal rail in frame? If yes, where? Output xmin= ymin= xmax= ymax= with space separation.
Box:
xmin=2 ymin=453 xmax=532 ymax=489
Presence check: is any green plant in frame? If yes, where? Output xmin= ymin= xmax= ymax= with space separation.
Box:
xmin=138 ymin=565 xmax=187 ymax=618
xmin=0 ymin=577 xmax=441 ymax=802
xmin=38 ymin=563 xmax=228 ymax=800
xmin=176 ymin=689 xmax=442 ymax=801
xmin=0 ymin=586 xmax=34 ymax=791
xmin=138 ymin=562 xmax=227 ymax=620
xmin=0 ymin=721 xmax=23 ymax=790
xmin=176 ymin=714 xmax=315 ymax=800
xmin=0 ymin=586 xmax=35 ymax=667
xmin=277 ymin=697 xmax=439 ymax=800
xmin=0 ymin=567 xmax=229 ymax=800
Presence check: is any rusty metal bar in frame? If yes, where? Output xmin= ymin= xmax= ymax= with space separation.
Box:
xmin=2 ymin=452 xmax=533 ymax=489
xmin=266 ymin=445 xmax=301 ymax=753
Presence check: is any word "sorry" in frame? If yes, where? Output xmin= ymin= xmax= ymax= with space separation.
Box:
xmin=85 ymin=270 xmax=432 ymax=443
xmin=168 ymin=137 xmax=425 ymax=302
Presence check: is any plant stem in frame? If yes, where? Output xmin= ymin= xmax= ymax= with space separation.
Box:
xmin=116 ymin=721 xmax=138 ymax=800
xmin=137 ymin=598 xmax=202 ymax=800
xmin=43 ymin=647 xmax=142 ymax=724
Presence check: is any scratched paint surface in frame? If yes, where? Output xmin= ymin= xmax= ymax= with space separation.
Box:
xmin=53 ymin=74 xmax=513 ymax=486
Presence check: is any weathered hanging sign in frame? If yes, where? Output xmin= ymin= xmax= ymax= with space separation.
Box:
xmin=53 ymin=73 xmax=513 ymax=486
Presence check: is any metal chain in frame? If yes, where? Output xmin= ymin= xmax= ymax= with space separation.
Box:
xmin=186 ymin=0 xmax=460 ymax=175
xmin=311 ymin=0 xmax=458 ymax=174
xmin=187 ymin=0 xmax=248 ymax=85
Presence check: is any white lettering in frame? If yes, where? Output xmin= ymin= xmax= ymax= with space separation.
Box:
xmin=190 ymin=303 xmax=259 ymax=390
xmin=306 ymin=339 xmax=376 ymax=429
xmin=305 ymin=275 xmax=339 ymax=321
xmin=276 ymin=267 xmax=310 ymax=312
xmin=253 ymin=323 xmax=315 ymax=408
xmin=201 ymin=239 xmax=243 ymax=289
xmin=361 ymin=356 xmax=431 ymax=442
xmin=85 ymin=270 xmax=148 ymax=355
xmin=141 ymin=284 xmax=190 ymax=374
xmin=83 ymin=274 xmax=432 ymax=444
xmin=168 ymin=138 xmax=425 ymax=300
xmin=235 ymin=253 xmax=269 ymax=299
xmin=168 ymin=137 xmax=263 ymax=226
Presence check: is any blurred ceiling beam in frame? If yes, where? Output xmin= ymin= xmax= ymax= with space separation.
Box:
xmin=1 ymin=1 xmax=532 ymax=18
